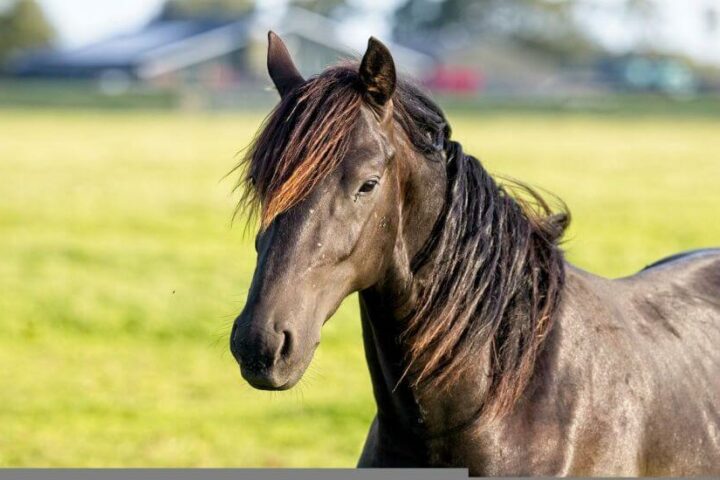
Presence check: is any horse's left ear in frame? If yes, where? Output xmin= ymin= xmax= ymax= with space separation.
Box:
xmin=267 ymin=31 xmax=305 ymax=98
xmin=359 ymin=37 xmax=396 ymax=106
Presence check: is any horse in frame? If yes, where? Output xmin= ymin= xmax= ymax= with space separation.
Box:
xmin=229 ymin=32 xmax=720 ymax=476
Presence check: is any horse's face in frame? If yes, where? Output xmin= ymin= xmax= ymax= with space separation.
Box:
xmin=230 ymin=34 xmax=400 ymax=390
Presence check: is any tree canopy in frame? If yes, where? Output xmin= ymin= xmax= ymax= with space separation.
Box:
xmin=393 ymin=0 xmax=601 ymax=62
xmin=288 ymin=0 xmax=350 ymax=18
xmin=0 ymin=0 xmax=55 ymax=63
xmin=158 ymin=0 xmax=255 ymax=21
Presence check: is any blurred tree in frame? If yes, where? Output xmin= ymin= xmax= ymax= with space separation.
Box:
xmin=288 ymin=0 xmax=350 ymax=18
xmin=393 ymin=0 xmax=600 ymax=62
xmin=705 ymin=6 xmax=718 ymax=34
xmin=394 ymin=0 xmax=466 ymax=33
xmin=510 ymin=0 xmax=601 ymax=62
xmin=0 ymin=0 xmax=55 ymax=62
xmin=623 ymin=0 xmax=659 ymax=52
xmin=158 ymin=0 xmax=255 ymax=21
xmin=624 ymin=0 xmax=657 ymax=17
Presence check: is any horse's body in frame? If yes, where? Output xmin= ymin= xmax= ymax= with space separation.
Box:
xmin=359 ymin=250 xmax=720 ymax=475
xmin=230 ymin=33 xmax=720 ymax=476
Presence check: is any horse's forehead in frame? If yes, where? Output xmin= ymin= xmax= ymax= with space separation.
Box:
xmin=348 ymin=107 xmax=391 ymax=159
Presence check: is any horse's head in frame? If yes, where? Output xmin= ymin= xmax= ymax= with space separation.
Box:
xmin=229 ymin=33 xmax=446 ymax=390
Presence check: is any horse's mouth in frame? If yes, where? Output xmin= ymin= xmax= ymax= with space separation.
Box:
xmin=239 ymin=361 xmax=295 ymax=390
xmin=239 ymin=345 xmax=317 ymax=391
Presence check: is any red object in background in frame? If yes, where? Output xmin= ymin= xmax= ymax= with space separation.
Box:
xmin=426 ymin=65 xmax=485 ymax=94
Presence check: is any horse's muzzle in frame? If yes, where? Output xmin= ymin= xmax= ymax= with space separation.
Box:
xmin=230 ymin=314 xmax=297 ymax=390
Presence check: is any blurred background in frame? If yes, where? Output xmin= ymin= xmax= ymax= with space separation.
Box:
xmin=2 ymin=0 xmax=720 ymax=108
xmin=1 ymin=0 xmax=719 ymax=467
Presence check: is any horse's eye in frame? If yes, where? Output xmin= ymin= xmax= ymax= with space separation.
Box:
xmin=358 ymin=179 xmax=379 ymax=194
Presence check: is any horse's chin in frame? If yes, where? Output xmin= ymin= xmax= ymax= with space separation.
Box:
xmin=245 ymin=376 xmax=297 ymax=391
xmin=241 ymin=347 xmax=316 ymax=391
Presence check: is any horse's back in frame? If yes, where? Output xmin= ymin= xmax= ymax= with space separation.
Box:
xmin=640 ymin=247 xmax=720 ymax=273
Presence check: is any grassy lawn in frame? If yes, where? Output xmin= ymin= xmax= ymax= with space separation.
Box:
xmin=0 ymin=108 xmax=718 ymax=466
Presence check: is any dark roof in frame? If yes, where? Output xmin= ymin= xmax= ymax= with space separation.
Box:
xmin=8 ymin=18 xmax=239 ymax=78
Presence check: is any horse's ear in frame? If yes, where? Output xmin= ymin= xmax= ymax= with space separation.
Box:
xmin=359 ymin=37 xmax=396 ymax=106
xmin=267 ymin=31 xmax=304 ymax=98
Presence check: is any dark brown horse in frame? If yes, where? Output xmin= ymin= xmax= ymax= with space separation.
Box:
xmin=229 ymin=32 xmax=720 ymax=476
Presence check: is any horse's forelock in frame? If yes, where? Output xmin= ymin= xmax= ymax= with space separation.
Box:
xmin=236 ymin=66 xmax=363 ymax=229
xmin=234 ymin=63 xmax=447 ymax=230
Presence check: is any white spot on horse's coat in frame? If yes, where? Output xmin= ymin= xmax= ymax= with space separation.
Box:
xmin=317 ymin=242 xmax=322 ymax=248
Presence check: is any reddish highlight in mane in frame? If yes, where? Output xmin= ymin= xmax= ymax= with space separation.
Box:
xmin=238 ymin=66 xmax=363 ymax=229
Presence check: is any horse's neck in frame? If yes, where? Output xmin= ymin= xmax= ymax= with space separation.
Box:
xmin=358 ymin=289 xmax=424 ymax=432
xmin=357 ymin=139 xmax=487 ymax=433
xmin=359 ymin=286 xmax=490 ymax=461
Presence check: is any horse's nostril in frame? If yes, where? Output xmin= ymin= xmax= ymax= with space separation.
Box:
xmin=279 ymin=329 xmax=293 ymax=359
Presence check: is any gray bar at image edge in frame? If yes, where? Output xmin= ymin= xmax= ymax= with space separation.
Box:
xmin=0 ymin=469 xmax=469 ymax=480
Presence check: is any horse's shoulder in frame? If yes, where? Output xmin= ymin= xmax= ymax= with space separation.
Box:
xmin=555 ymin=265 xmax=621 ymax=327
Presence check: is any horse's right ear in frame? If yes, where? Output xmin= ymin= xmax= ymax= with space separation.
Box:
xmin=267 ymin=31 xmax=304 ymax=98
xmin=359 ymin=37 xmax=396 ymax=106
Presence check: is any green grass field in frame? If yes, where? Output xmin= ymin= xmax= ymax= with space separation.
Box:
xmin=1 ymin=108 xmax=718 ymax=466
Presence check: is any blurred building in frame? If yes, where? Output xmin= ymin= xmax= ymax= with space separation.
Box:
xmin=6 ymin=6 xmax=433 ymax=95
xmin=8 ymin=17 xmax=248 ymax=92
xmin=4 ymin=0 xmax=718 ymax=103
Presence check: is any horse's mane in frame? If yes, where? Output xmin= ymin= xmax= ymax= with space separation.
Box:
xmin=237 ymin=63 xmax=568 ymax=420
xmin=405 ymin=140 xmax=568 ymax=421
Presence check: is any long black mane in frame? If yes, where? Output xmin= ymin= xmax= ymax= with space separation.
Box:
xmin=395 ymin=80 xmax=568 ymax=419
